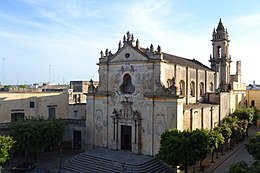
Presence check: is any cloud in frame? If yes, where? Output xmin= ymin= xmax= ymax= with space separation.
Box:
xmin=0 ymin=0 xmax=260 ymax=84
xmin=114 ymin=0 xmax=211 ymax=66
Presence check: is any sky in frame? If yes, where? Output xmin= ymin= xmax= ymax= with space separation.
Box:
xmin=0 ymin=0 xmax=259 ymax=85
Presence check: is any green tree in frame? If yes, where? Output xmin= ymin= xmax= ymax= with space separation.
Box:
xmin=156 ymin=129 xmax=183 ymax=170
xmin=219 ymin=122 xmax=232 ymax=142
xmin=189 ymin=129 xmax=209 ymax=171
xmin=246 ymin=132 xmax=260 ymax=161
xmin=233 ymin=107 xmax=254 ymax=125
xmin=228 ymin=160 xmax=248 ymax=173
xmin=247 ymin=161 xmax=260 ymax=173
xmin=224 ymin=116 xmax=241 ymax=148
xmin=0 ymin=135 xmax=15 ymax=164
xmin=207 ymin=129 xmax=224 ymax=163
xmin=178 ymin=130 xmax=196 ymax=173
xmin=156 ymin=129 xmax=209 ymax=173
xmin=253 ymin=108 xmax=260 ymax=126
xmin=237 ymin=119 xmax=248 ymax=141
xmin=218 ymin=122 xmax=232 ymax=152
xmin=233 ymin=107 xmax=257 ymax=136
xmin=228 ymin=161 xmax=260 ymax=173
xmin=9 ymin=118 xmax=64 ymax=162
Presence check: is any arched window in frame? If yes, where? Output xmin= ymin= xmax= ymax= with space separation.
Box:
xmin=179 ymin=80 xmax=185 ymax=96
xmin=120 ymin=74 xmax=135 ymax=94
xmin=209 ymin=82 xmax=214 ymax=92
xmin=251 ymin=100 xmax=255 ymax=107
xmin=235 ymin=94 xmax=239 ymax=109
xmin=190 ymin=81 xmax=195 ymax=97
xmin=199 ymin=82 xmax=204 ymax=96
xmin=217 ymin=46 xmax=221 ymax=58
xmin=167 ymin=77 xmax=175 ymax=88
xmin=167 ymin=79 xmax=171 ymax=88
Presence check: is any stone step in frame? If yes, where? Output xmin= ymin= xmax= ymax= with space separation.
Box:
xmin=124 ymin=159 xmax=170 ymax=172
xmin=63 ymin=160 xmax=120 ymax=173
xmin=62 ymin=154 xmax=122 ymax=173
xmin=61 ymin=149 xmax=173 ymax=173
xmin=71 ymin=156 xmax=122 ymax=172
xmin=71 ymin=154 xmax=122 ymax=168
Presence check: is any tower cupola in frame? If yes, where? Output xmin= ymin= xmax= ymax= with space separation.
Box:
xmin=212 ymin=18 xmax=229 ymax=41
xmin=209 ymin=19 xmax=232 ymax=91
xmin=216 ymin=18 xmax=225 ymax=32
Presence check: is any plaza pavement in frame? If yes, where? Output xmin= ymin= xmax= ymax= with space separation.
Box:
xmin=2 ymin=150 xmax=82 ymax=173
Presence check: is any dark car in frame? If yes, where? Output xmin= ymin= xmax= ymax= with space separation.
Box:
xmin=30 ymin=168 xmax=52 ymax=173
xmin=11 ymin=162 xmax=36 ymax=173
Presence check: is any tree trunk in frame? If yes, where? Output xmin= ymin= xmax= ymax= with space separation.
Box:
xmin=199 ymin=160 xmax=204 ymax=171
xmin=184 ymin=166 xmax=188 ymax=173
xmin=216 ymin=149 xmax=219 ymax=159
xmin=211 ymin=151 xmax=214 ymax=163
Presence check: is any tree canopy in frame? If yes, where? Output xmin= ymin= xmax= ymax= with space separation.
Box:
xmin=218 ymin=122 xmax=232 ymax=142
xmin=246 ymin=132 xmax=260 ymax=161
xmin=9 ymin=118 xmax=64 ymax=161
xmin=156 ymin=129 xmax=182 ymax=167
xmin=228 ymin=161 xmax=260 ymax=173
xmin=232 ymin=107 xmax=257 ymax=126
xmin=0 ymin=135 xmax=15 ymax=164
xmin=156 ymin=129 xmax=210 ymax=173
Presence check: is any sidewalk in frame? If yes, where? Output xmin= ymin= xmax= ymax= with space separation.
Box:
xmin=186 ymin=126 xmax=260 ymax=173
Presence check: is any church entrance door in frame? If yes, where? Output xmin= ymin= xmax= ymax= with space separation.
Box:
xmin=73 ymin=130 xmax=81 ymax=150
xmin=121 ymin=125 xmax=132 ymax=151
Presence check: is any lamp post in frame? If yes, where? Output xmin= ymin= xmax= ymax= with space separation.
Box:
xmin=59 ymin=148 xmax=63 ymax=172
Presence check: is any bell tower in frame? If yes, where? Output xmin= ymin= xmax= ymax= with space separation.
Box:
xmin=209 ymin=18 xmax=232 ymax=91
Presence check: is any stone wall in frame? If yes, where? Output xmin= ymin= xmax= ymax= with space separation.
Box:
xmin=86 ymin=92 xmax=179 ymax=156
xmin=183 ymin=104 xmax=220 ymax=130
xmin=246 ymin=90 xmax=260 ymax=110
xmin=0 ymin=92 xmax=69 ymax=123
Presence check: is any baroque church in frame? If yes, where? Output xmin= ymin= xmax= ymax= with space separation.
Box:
xmin=86 ymin=19 xmax=246 ymax=156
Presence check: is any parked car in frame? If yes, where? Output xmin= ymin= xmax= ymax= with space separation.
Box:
xmin=30 ymin=168 xmax=52 ymax=173
xmin=11 ymin=162 xmax=36 ymax=173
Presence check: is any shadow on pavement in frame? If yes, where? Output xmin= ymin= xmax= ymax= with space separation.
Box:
xmin=3 ymin=150 xmax=82 ymax=173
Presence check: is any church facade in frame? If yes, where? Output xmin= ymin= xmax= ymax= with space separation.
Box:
xmin=85 ymin=19 xmax=246 ymax=156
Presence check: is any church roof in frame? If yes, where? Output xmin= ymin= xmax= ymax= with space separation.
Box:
xmin=103 ymin=32 xmax=213 ymax=72
xmin=138 ymin=47 xmax=212 ymax=71
xmin=163 ymin=53 xmax=212 ymax=71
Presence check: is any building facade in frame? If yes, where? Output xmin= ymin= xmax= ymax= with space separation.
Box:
xmin=86 ymin=19 xmax=246 ymax=156
xmin=0 ymin=81 xmax=90 ymax=151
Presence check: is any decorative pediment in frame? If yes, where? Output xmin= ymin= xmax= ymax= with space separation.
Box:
xmin=120 ymin=63 xmax=135 ymax=74
xmin=98 ymin=31 xmax=164 ymax=65
xmin=111 ymin=97 xmax=141 ymax=120
xmin=109 ymin=44 xmax=149 ymax=63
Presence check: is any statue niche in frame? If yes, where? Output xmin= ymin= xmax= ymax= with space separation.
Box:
xmin=120 ymin=74 xmax=135 ymax=94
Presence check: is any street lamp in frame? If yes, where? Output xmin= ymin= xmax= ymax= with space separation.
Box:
xmin=59 ymin=147 xmax=63 ymax=172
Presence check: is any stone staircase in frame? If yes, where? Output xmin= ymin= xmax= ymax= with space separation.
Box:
xmin=60 ymin=149 xmax=173 ymax=173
